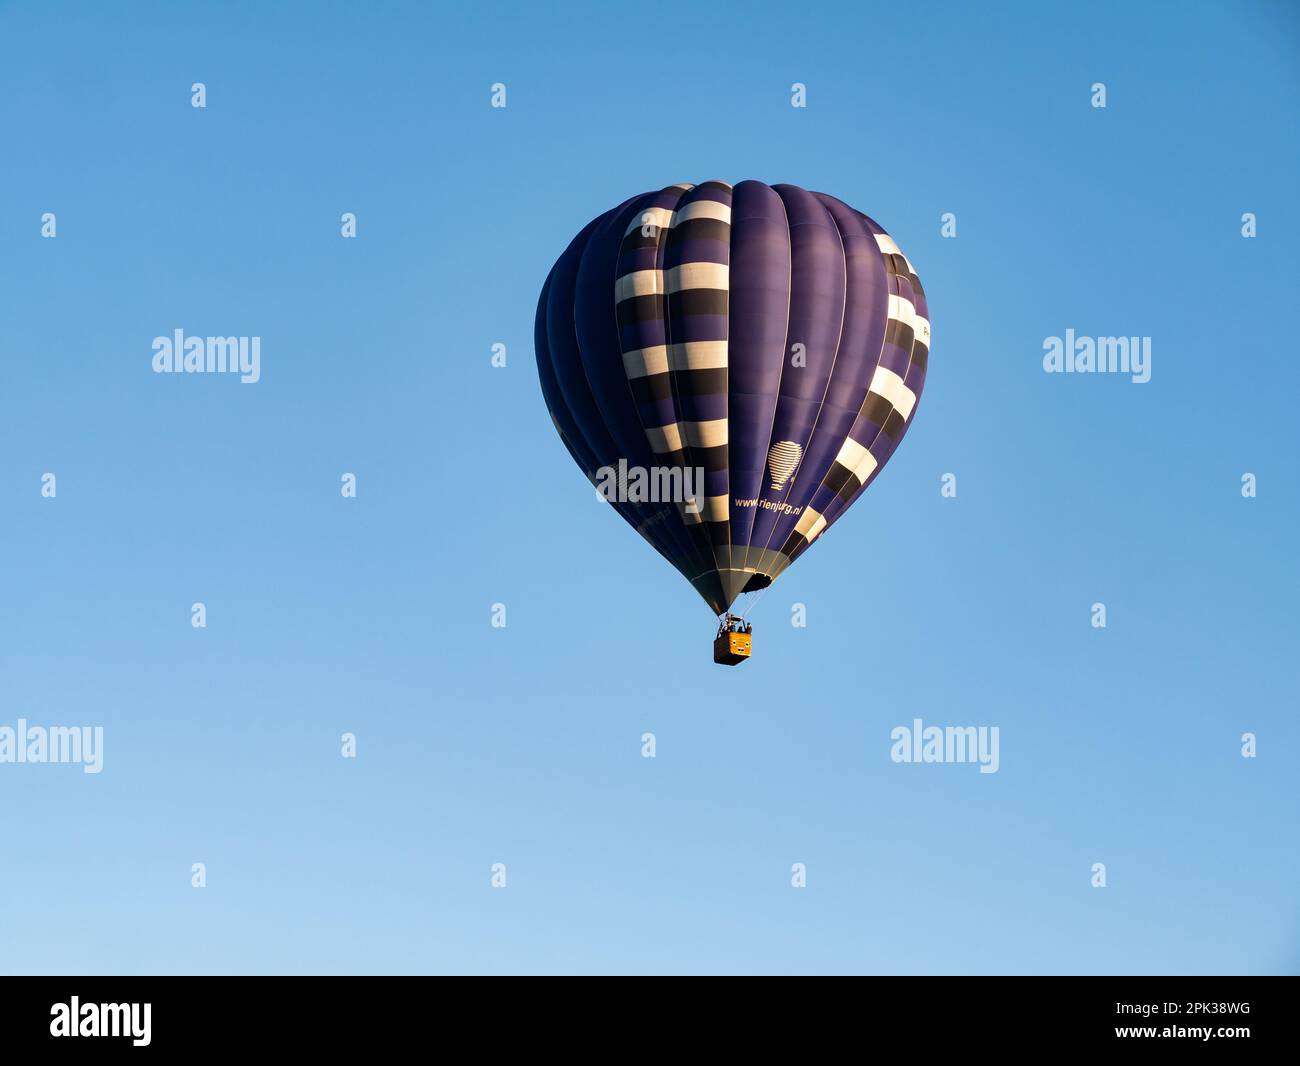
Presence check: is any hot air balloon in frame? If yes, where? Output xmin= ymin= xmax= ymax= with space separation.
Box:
xmin=535 ymin=181 xmax=930 ymax=664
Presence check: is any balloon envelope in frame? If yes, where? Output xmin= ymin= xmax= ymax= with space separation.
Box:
xmin=535 ymin=180 xmax=930 ymax=614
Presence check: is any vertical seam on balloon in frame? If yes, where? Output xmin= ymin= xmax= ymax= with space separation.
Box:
xmin=792 ymin=224 xmax=921 ymax=558
xmin=775 ymin=202 xmax=892 ymax=572
xmin=664 ymin=184 xmax=732 ymax=596
xmin=607 ymin=186 xmax=719 ymax=605
xmin=646 ymin=187 xmax=718 ymax=596
xmin=749 ymin=190 xmax=850 ymax=574
xmin=844 ymin=257 xmax=927 ymax=511
xmin=594 ymin=193 xmax=709 ymax=586
xmin=847 ymin=229 xmax=921 ymax=498
xmin=652 ymin=188 xmax=725 ymax=603
xmin=721 ymin=186 xmax=736 ymax=588
xmin=564 ymin=212 xmax=684 ymax=577
xmin=733 ymin=183 xmax=794 ymax=568
xmin=662 ymin=189 xmax=705 ymax=573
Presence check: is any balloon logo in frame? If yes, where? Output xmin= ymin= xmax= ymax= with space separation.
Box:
xmin=766 ymin=441 xmax=802 ymax=492
xmin=535 ymin=181 xmax=930 ymax=663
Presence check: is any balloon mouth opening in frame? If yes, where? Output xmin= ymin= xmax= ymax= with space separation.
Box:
xmin=741 ymin=574 xmax=772 ymax=594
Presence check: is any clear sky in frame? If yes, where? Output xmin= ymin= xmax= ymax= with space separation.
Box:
xmin=1 ymin=0 xmax=1296 ymax=975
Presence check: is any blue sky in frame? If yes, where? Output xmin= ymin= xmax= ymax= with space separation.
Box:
xmin=0 ymin=0 xmax=1296 ymax=974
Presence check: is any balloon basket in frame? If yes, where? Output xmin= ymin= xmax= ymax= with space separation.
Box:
xmin=713 ymin=616 xmax=752 ymax=666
